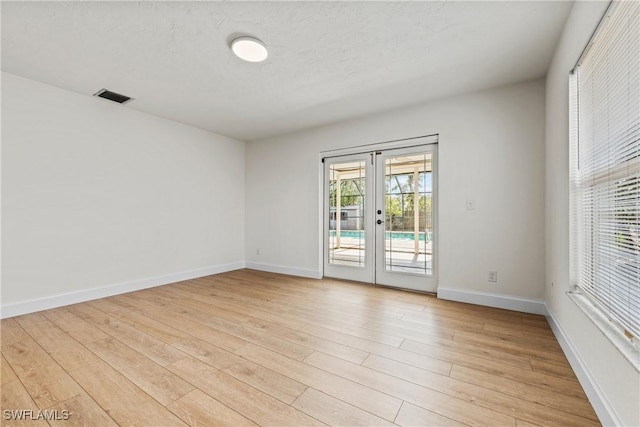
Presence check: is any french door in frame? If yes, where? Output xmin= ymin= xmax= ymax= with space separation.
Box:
xmin=323 ymin=145 xmax=437 ymax=292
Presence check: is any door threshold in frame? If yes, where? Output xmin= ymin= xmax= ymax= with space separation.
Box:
xmin=322 ymin=275 xmax=437 ymax=296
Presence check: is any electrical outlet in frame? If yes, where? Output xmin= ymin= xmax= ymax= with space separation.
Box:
xmin=466 ymin=199 xmax=476 ymax=210
xmin=488 ymin=270 xmax=498 ymax=282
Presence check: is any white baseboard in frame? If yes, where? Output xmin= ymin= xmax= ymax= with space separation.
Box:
xmin=437 ymin=287 xmax=547 ymax=315
xmin=0 ymin=262 xmax=245 ymax=319
xmin=245 ymin=261 xmax=322 ymax=279
xmin=545 ymin=305 xmax=621 ymax=427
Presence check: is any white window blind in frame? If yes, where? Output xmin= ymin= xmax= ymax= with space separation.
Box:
xmin=570 ymin=0 xmax=640 ymax=340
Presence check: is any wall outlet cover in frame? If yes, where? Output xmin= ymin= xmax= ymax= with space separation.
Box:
xmin=488 ymin=270 xmax=498 ymax=282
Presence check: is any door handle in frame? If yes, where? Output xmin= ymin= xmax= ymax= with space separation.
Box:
xmin=377 ymin=219 xmax=384 ymax=225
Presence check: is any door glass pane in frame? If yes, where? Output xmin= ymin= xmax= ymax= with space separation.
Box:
xmin=328 ymin=161 xmax=366 ymax=268
xmin=384 ymin=153 xmax=433 ymax=276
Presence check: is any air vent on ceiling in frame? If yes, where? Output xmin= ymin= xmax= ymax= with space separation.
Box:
xmin=93 ymin=89 xmax=133 ymax=104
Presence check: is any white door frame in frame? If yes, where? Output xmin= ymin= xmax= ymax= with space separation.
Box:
xmin=320 ymin=135 xmax=438 ymax=292
xmin=322 ymin=153 xmax=375 ymax=283
xmin=374 ymin=145 xmax=438 ymax=292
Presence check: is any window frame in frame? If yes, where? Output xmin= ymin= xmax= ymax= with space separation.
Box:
xmin=568 ymin=0 xmax=640 ymax=363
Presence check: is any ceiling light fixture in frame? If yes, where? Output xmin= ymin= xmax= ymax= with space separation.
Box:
xmin=231 ymin=36 xmax=268 ymax=63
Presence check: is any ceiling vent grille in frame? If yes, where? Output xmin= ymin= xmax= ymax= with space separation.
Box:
xmin=93 ymin=89 xmax=133 ymax=104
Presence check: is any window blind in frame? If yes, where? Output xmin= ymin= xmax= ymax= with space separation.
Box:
xmin=570 ymin=0 xmax=640 ymax=340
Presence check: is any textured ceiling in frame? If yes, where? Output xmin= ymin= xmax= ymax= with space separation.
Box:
xmin=2 ymin=1 xmax=573 ymax=141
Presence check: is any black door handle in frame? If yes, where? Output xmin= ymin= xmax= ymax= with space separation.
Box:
xmin=377 ymin=219 xmax=384 ymax=225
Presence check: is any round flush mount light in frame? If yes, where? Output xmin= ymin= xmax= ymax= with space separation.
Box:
xmin=231 ymin=36 xmax=268 ymax=63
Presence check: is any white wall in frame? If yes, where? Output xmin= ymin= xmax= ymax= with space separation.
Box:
xmin=545 ymin=2 xmax=640 ymax=426
xmin=246 ymin=79 xmax=546 ymax=304
xmin=1 ymin=72 xmax=245 ymax=316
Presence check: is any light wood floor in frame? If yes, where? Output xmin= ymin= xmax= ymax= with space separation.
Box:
xmin=1 ymin=269 xmax=599 ymax=426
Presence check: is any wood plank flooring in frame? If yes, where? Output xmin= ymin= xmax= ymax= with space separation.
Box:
xmin=0 ymin=269 xmax=600 ymax=426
